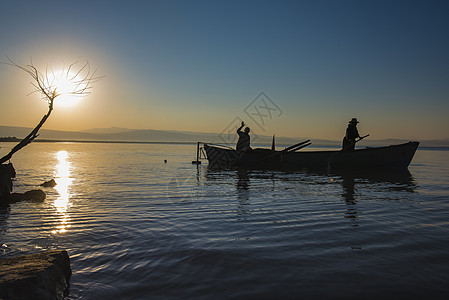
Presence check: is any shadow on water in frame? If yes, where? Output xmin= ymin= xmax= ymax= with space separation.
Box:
xmin=204 ymin=165 xmax=417 ymax=226
xmin=206 ymin=165 xmax=416 ymax=192
xmin=334 ymin=169 xmax=416 ymax=226
xmin=340 ymin=173 xmax=358 ymax=224
xmin=236 ymin=169 xmax=250 ymax=221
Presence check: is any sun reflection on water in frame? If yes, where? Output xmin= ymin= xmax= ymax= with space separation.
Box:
xmin=53 ymin=150 xmax=73 ymax=234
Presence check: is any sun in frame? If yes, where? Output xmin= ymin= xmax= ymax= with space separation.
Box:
xmin=48 ymin=68 xmax=86 ymax=108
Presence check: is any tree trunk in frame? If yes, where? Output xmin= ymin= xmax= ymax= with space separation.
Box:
xmin=0 ymin=105 xmax=53 ymax=165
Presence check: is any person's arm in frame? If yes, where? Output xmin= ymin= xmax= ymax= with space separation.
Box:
xmin=237 ymin=121 xmax=245 ymax=133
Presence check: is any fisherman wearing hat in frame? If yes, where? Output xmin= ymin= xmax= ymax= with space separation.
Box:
xmin=342 ymin=118 xmax=361 ymax=151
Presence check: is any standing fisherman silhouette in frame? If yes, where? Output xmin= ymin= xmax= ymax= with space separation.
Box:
xmin=236 ymin=121 xmax=251 ymax=151
xmin=342 ymin=118 xmax=361 ymax=151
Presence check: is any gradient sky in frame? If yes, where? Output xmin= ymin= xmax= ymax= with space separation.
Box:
xmin=1 ymin=0 xmax=448 ymax=140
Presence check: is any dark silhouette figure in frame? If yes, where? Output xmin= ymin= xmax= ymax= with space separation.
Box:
xmin=236 ymin=121 xmax=251 ymax=151
xmin=342 ymin=118 xmax=361 ymax=151
xmin=0 ymin=163 xmax=16 ymax=205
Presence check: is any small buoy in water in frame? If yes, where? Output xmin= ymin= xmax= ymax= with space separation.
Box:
xmin=164 ymin=160 xmax=167 ymax=163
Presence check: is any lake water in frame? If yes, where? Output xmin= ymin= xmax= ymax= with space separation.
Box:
xmin=1 ymin=142 xmax=449 ymax=299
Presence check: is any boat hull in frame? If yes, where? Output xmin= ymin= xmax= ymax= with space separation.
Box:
xmin=203 ymin=142 xmax=419 ymax=170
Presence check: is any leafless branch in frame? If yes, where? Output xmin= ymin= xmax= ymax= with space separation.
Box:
xmin=0 ymin=58 xmax=104 ymax=164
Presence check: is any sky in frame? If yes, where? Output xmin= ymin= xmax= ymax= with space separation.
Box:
xmin=1 ymin=0 xmax=448 ymax=141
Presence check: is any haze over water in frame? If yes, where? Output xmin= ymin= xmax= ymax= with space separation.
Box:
xmin=1 ymin=142 xmax=449 ymax=299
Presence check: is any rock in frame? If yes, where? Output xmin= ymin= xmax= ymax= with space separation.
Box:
xmin=0 ymin=250 xmax=72 ymax=300
xmin=0 ymin=163 xmax=15 ymax=206
xmin=23 ymin=190 xmax=47 ymax=202
xmin=11 ymin=189 xmax=46 ymax=203
xmin=40 ymin=179 xmax=57 ymax=188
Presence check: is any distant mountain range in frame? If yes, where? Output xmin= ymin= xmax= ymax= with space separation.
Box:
xmin=1 ymin=125 xmax=448 ymax=148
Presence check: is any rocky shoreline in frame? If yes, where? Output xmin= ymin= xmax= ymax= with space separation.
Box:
xmin=0 ymin=250 xmax=72 ymax=300
xmin=1 ymin=163 xmax=71 ymax=299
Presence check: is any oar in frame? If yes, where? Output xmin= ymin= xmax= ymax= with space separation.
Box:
xmin=342 ymin=134 xmax=369 ymax=152
xmin=262 ymin=140 xmax=311 ymax=161
xmin=327 ymin=134 xmax=370 ymax=170
xmin=358 ymin=134 xmax=370 ymax=141
xmin=287 ymin=143 xmax=312 ymax=153
xmin=283 ymin=140 xmax=311 ymax=152
xmin=287 ymin=142 xmax=312 ymax=152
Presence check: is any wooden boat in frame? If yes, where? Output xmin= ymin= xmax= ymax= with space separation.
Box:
xmin=202 ymin=141 xmax=419 ymax=170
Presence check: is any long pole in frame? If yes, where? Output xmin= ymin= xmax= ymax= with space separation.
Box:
xmin=192 ymin=142 xmax=202 ymax=164
xmin=327 ymin=134 xmax=370 ymax=170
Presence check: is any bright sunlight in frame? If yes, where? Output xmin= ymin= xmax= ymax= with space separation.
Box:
xmin=48 ymin=68 xmax=85 ymax=108
xmin=53 ymin=150 xmax=73 ymax=234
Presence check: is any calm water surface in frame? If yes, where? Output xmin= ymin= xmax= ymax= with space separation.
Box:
xmin=1 ymin=142 xmax=449 ymax=299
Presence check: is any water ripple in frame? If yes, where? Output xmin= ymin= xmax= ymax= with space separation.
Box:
xmin=1 ymin=143 xmax=449 ymax=298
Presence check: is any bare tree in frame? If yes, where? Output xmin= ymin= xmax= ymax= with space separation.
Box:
xmin=0 ymin=59 xmax=103 ymax=164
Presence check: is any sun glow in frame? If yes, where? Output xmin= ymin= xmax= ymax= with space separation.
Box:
xmin=48 ymin=69 xmax=85 ymax=108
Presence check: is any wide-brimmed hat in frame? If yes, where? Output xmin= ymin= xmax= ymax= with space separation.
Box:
xmin=349 ymin=118 xmax=359 ymax=124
